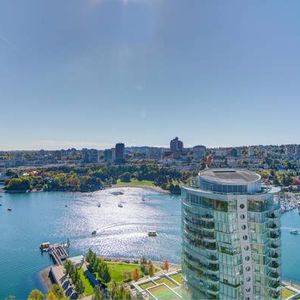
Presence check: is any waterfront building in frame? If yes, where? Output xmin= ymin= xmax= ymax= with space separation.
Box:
xmin=182 ymin=169 xmax=281 ymax=300
xmin=193 ymin=145 xmax=206 ymax=160
xmin=115 ymin=143 xmax=125 ymax=164
xmin=170 ymin=137 xmax=184 ymax=153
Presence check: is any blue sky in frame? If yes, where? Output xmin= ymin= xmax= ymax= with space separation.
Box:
xmin=0 ymin=0 xmax=300 ymax=150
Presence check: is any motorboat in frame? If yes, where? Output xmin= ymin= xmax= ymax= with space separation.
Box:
xmin=118 ymin=203 xmax=123 ymax=208
xmin=290 ymin=230 xmax=300 ymax=235
xmin=97 ymin=203 xmax=101 ymax=207
xmin=40 ymin=242 xmax=50 ymax=251
xmin=7 ymin=208 xmax=12 ymax=211
xmin=148 ymin=231 xmax=157 ymax=237
xmin=92 ymin=231 xmax=97 ymax=235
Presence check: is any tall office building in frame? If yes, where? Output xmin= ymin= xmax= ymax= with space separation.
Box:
xmin=170 ymin=137 xmax=184 ymax=153
xmin=182 ymin=169 xmax=281 ymax=300
xmin=115 ymin=143 xmax=125 ymax=164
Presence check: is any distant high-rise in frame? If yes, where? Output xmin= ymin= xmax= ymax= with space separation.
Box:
xmin=104 ymin=149 xmax=113 ymax=163
xmin=193 ymin=145 xmax=206 ymax=160
xmin=115 ymin=143 xmax=125 ymax=164
xmin=81 ymin=148 xmax=98 ymax=164
xmin=170 ymin=137 xmax=184 ymax=153
xmin=182 ymin=169 xmax=281 ymax=300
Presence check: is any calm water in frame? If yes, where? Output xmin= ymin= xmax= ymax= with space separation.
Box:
xmin=0 ymin=187 xmax=299 ymax=299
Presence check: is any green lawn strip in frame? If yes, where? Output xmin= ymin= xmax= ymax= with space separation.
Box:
xmin=78 ymin=268 xmax=94 ymax=296
xmin=107 ymin=262 xmax=143 ymax=284
xmin=148 ymin=285 xmax=181 ymax=300
xmin=169 ymin=273 xmax=184 ymax=285
xmin=154 ymin=277 xmax=178 ymax=288
xmin=139 ymin=281 xmax=156 ymax=290
xmin=115 ymin=179 xmax=155 ymax=187
xmin=282 ymin=287 xmax=296 ymax=300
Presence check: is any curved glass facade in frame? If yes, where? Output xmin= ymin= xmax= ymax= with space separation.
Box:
xmin=182 ymin=171 xmax=281 ymax=300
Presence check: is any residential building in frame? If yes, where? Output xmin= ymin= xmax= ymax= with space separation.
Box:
xmin=170 ymin=137 xmax=184 ymax=153
xmin=193 ymin=145 xmax=206 ymax=160
xmin=104 ymin=149 xmax=113 ymax=163
xmin=115 ymin=143 xmax=125 ymax=164
xmin=182 ymin=169 xmax=281 ymax=300
xmin=81 ymin=148 xmax=98 ymax=164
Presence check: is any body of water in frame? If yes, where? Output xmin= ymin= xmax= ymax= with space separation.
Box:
xmin=0 ymin=187 xmax=299 ymax=299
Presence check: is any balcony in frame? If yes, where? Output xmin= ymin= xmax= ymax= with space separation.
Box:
xmin=270 ymin=261 xmax=279 ymax=269
xmin=269 ymin=290 xmax=281 ymax=299
xmin=269 ymin=252 xmax=279 ymax=259
xmin=269 ymin=272 xmax=280 ymax=279
xmin=270 ymin=232 xmax=280 ymax=240
xmin=270 ymin=243 xmax=279 ymax=249
xmin=269 ymin=280 xmax=280 ymax=289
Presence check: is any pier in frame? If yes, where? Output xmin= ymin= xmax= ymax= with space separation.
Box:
xmin=48 ymin=244 xmax=69 ymax=265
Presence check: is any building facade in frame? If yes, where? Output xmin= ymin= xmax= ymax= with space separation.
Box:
xmin=182 ymin=169 xmax=281 ymax=300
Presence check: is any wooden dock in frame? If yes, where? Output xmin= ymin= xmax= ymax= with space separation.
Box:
xmin=48 ymin=244 xmax=69 ymax=265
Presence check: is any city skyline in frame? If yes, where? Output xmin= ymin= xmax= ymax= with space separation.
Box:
xmin=1 ymin=0 xmax=300 ymax=149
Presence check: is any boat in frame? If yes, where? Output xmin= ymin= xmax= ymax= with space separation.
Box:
xmin=97 ymin=203 xmax=101 ymax=207
xmin=65 ymin=205 xmax=68 ymax=207
xmin=7 ymin=208 xmax=12 ymax=211
xmin=290 ymin=230 xmax=300 ymax=235
xmin=118 ymin=203 xmax=123 ymax=208
xmin=112 ymin=191 xmax=124 ymax=196
xmin=0 ymin=203 xmax=2 ymax=206
xmin=40 ymin=242 xmax=50 ymax=251
xmin=148 ymin=231 xmax=157 ymax=237
xmin=92 ymin=230 xmax=97 ymax=235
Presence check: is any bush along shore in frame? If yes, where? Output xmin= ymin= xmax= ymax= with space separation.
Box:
xmin=3 ymin=164 xmax=194 ymax=194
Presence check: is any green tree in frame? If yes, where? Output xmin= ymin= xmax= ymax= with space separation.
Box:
xmin=49 ymin=284 xmax=64 ymax=298
xmin=119 ymin=172 xmax=131 ymax=182
xmin=28 ymin=289 xmax=44 ymax=300
xmin=149 ymin=262 xmax=154 ymax=277
xmin=92 ymin=287 xmax=105 ymax=300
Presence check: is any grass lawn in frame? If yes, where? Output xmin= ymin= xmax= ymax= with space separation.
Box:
xmin=169 ymin=273 xmax=184 ymax=285
xmin=282 ymin=287 xmax=296 ymax=299
xmin=154 ymin=277 xmax=178 ymax=288
xmin=107 ymin=262 xmax=142 ymax=284
xmin=147 ymin=285 xmax=181 ymax=300
xmin=139 ymin=281 xmax=156 ymax=290
xmin=115 ymin=179 xmax=155 ymax=187
xmin=78 ymin=268 xmax=94 ymax=296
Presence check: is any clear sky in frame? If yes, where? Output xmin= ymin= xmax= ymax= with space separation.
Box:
xmin=0 ymin=0 xmax=300 ymax=150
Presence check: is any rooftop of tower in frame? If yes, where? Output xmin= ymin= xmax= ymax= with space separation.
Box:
xmin=199 ymin=169 xmax=261 ymax=185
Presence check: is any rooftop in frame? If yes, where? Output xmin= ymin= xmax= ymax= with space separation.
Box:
xmin=200 ymin=169 xmax=261 ymax=185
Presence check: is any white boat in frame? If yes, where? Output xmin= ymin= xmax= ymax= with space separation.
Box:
xmin=40 ymin=242 xmax=50 ymax=251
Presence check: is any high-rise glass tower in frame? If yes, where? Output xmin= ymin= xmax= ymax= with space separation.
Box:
xmin=182 ymin=169 xmax=281 ymax=300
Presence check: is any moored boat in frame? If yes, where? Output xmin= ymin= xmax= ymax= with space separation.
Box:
xmin=290 ymin=230 xmax=300 ymax=235
xmin=40 ymin=242 xmax=50 ymax=251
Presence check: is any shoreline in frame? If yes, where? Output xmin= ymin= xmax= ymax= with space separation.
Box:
xmin=2 ymin=184 xmax=170 ymax=195
xmin=39 ymin=266 xmax=53 ymax=292
xmin=111 ymin=184 xmax=169 ymax=194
